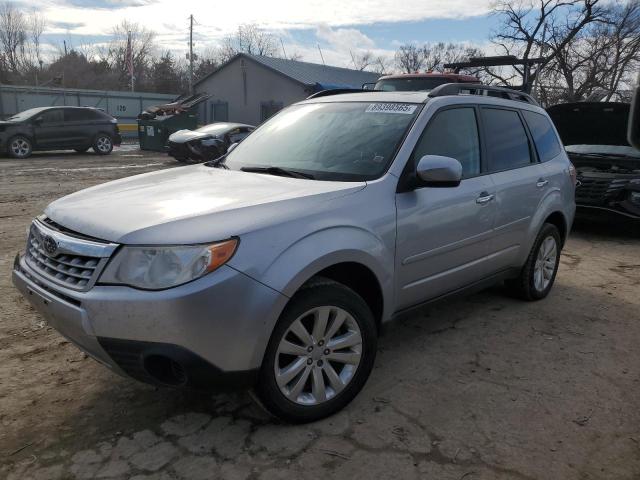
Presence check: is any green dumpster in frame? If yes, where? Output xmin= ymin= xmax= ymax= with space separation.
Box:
xmin=137 ymin=112 xmax=198 ymax=152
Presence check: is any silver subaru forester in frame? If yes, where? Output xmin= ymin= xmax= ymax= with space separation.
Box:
xmin=12 ymin=85 xmax=576 ymax=422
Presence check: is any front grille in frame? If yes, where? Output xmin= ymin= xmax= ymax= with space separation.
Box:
xmin=24 ymin=219 xmax=118 ymax=292
xmin=27 ymin=232 xmax=99 ymax=289
xmin=576 ymin=175 xmax=630 ymax=206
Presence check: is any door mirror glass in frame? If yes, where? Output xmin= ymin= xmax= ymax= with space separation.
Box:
xmin=416 ymin=155 xmax=463 ymax=187
xmin=227 ymin=142 xmax=239 ymax=154
xmin=628 ymin=73 xmax=640 ymax=150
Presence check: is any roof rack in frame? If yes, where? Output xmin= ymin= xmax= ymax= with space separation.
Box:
xmin=428 ymin=83 xmax=538 ymax=106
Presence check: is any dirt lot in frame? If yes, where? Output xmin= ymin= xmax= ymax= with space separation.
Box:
xmin=1 ymin=148 xmax=639 ymax=480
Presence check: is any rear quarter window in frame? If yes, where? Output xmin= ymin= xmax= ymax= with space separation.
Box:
xmin=522 ymin=110 xmax=562 ymax=162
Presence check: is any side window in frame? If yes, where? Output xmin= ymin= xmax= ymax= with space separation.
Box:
xmin=412 ymin=107 xmax=480 ymax=178
xmin=481 ymin=108 xmax=532 ymax=172
xmin=40 ymin=109 xmax=64 ymax=124
xmin=64 ymin=109 xmax=93 ymax=122
xmin=522 ymin=110 xmax=562 ymax=162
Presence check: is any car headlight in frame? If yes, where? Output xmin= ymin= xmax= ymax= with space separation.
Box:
xmin=100 ymin=239 xmax=238 ymax=290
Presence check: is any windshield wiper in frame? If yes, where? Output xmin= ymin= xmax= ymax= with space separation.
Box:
xmin=240 ymin=166 xmax=314 ymax=179
xmin=204 ymin=155 xmax=229 ymax=169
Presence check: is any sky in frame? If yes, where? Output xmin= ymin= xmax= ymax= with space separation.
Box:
xmin=27 ymin=0 xmax=500 ymax=68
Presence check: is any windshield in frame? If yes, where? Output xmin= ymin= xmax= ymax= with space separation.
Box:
xmin=374 ymin=77 xmax=450 ymax=92
xmin=7 ymin=108 xmax=44 ymax=122
xmin=221 ymin=102 xmax=421 ymax=181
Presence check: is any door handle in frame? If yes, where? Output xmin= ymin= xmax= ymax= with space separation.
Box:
xmin=476 ymin=192 xmax=495 ymax=205
xmin=536 ymin=179 xmax=549 ymax=188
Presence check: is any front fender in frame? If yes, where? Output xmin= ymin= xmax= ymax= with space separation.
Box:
xmin=235 ymin=225 xmax=395 ymax=369
xmin=261 ymin=226 xmax=394 ymax=319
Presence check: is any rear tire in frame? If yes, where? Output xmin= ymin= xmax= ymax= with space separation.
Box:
xmin=255 ymin=278 xmax=377 ymax=423
xmin=506 ymin=223 xmax=561 ymax=301
xmin=93 ymin=134 xmax=113 ymax=155
xmin=7 ymin=135 xmax=32 ymax=159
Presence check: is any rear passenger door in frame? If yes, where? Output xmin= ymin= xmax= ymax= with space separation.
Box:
xmin=64 ymin=109 xmax=96 ymax=146
xmin=480 ymin=107 xmax=547 ymax=271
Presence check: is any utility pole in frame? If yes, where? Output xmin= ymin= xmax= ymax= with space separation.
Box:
xmin=188 ymin=14 xmax=194 ymax=95
xmin=280 ymin=37 xmax=287 ymax=60
xmin=317 ymin=44 xmax=325 ymax=66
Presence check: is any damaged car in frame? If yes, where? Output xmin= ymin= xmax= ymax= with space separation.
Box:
xmin=167 ymin=122 xmax=255 ymax=163
xmin=548 ymin=102 xmax=640 ymax=220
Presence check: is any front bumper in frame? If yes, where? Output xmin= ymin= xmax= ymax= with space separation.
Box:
xmin=12 ymin=254 xmax=288 ymax=390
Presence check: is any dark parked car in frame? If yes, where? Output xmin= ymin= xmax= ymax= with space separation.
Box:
xmin=167 ymin=122 xmax=255 ymax=163
xmin=0 ymin=106 xmax=121 ymax=159
xmin=548 ymin=102 xmax=640 ymax=219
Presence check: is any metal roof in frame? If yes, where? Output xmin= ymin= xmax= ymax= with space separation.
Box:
xmin=195 ymin=53 xmax=380 ymax=89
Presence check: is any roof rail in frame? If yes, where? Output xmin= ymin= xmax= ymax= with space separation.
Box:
xmin=428 ymin=83 xmax=538 ymax=106
xmin=306 ymin=88 xmax=367 ymax=99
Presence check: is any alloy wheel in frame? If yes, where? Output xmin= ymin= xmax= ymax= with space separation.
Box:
xmin=274 ymin=306 xmax=362 ymax=406
xmin=533 ymin=236 xmax=557 ymax=292
xmin=11 ymin=138 xmax=30 ymax=157
xmin=96 ymin=136 xmax=112 ymax=153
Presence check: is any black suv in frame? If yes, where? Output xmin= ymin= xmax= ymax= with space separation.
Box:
xmin=0 ymin=106 xmax=122 ymax=159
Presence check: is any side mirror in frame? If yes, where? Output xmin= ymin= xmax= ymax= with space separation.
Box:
xmin=33 ymin=117 xmax=43 ymax=125
xmin=628 ymin=73 xmax=640 ymax=150
xmin=415 ymin=155 xmax=463 ymax=188
xmin=227 ymin=142 xmax=239 ymax=154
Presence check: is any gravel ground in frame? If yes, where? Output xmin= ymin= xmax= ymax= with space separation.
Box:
xmin=1 ymin=149 xmax=639 ymax=480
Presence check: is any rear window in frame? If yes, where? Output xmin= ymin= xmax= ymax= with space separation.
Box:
xmin=522 ymin=110 xmax=562 ymax=162
xmin=481 ymin=108 xmax=532 ymax=172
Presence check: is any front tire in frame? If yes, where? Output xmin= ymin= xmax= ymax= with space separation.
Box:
xmin=507 ymin=223 xmax=561 ymax=301
xmin=256 ymin=278 xmax=377 ymax=423
xmin=7 ymin=135 xmax=32 ymax=159
xmin=93 ymin=134 xmax=113 ymax=155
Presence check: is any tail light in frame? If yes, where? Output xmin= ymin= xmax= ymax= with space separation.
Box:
xmin=568 ymin=163 xmax=577 ymax=186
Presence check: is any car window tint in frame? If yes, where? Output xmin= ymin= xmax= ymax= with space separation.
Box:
xmin=481 ymin=108 xmax=532 ymax=171
xmin=412 ymin=107 xmax=480 ymax=178
xmin=65 ymin=109 xmax=93 ymax=122
xmin=522 ymin=110 xmax=562 ymax=162
xmin=40 ymin=109 xmax=64 ymax=123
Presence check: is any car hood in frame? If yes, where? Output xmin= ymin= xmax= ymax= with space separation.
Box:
xmin=168 ymin=129 xmax=214 ymax=143
xmin=547 ymin=102 xmax=631 ymax=148
xmin=45 ymin=165 xmax=366 ymax=244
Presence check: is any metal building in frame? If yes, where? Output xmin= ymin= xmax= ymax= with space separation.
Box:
xmin=0 ymin=84 xmax=175 ymax=138
xmin=194 ymin=53 xmax=380 ymax=126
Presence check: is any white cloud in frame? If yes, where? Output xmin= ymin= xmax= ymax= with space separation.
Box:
xmin=316 ymin=24 xmax=376 ymax=50
xmin=39 ymin=0 xmax=492 ymax=39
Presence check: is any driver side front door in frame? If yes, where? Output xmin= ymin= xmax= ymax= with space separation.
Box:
xmin=33 ymin=109 xmax=68 ymax=149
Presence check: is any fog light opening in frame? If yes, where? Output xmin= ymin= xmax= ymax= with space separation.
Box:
xmin=143 ymin=355 xmax=187 ymax=386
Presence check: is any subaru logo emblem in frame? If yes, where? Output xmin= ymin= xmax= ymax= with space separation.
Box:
xmin=43 ymin=235 xmax=58 ymax=255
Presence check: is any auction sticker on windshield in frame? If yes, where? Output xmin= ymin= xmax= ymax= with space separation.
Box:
xmin=365 ymin=103 xmax=417 ymax=114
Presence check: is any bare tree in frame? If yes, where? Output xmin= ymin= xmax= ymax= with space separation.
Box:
xmin=27 ymin=10 xmax=44 ymax=68
xmin=488 ymin=0 xmax=606 ymax=89
xmin=394 ymin=44 xmax=424 ymax=73
xmin=0 ymin=2 xmax=27 ymax=74
xmin=219 ymin=24 xmax=279 ymax=62
xmin=107 ymin=20 xmax=156 ymax=89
